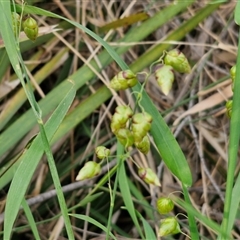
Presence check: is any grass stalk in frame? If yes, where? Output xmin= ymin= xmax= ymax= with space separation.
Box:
xmin=220 ymin=30 xmax=240 ymax=239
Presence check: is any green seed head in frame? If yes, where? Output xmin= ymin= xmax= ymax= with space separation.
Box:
xmin=116 ymin=128 xmax=134 ymax=148
xmin=230 ymin=65 xmax=236 ymax=91
xmin=110 ymin=105 xmax=133 ymax=133
xmin=110 ymin=70 xmax=138 ymax=90
xmin=230 ymin=65 xmax=236 ymax=81
xmin=225 ymin=100 xmax=232 ymax=118
xmin=158 ymin=217 xmax=180 ymax=237
xmin=164 ymin=48 xmax=191 ymax=73
xmin=23 ymin=17 xmax=39 ymax=41
xmin=95 ymin=146 xmax=110 ymax=159
xmin=75 ymin=161 xmax=101 ymax=181
xmin=132 ymin=112 xmax=152 ymax=142
xmin=155 ymin=65 xmax=175 ymax=95
xmin=135 ymin=135 xmax=150 ymax=154
xmin=138 ymin=167 xmax=161 ymax=186
xmin=132 ymin=112 xmax=152 ymax=124
xmin=115 ymin=105 xmax=133 ymax=121
xmin=157 ymin=197 xmax=174 ymax=214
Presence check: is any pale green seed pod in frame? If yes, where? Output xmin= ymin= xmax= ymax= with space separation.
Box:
xmin=132 ymin=112 xmax=152 ymax=126
xmin=132 ymin=112 xmax=152 ymax=142
xmin=76 ymin=161 xmax=101 ymax=181
xmin=158 ymin=217 xmax=180 ymax=237
xmin=132 ymin=125 xmax=151 ymax=142
xmin=226 ymin=100 xmax=232 ymax=118
xmin=138 ymin=168 xmax=161 ymax=186
xmin=155 ymin=65 xmax=175 ymax=95
xmin=157 ymin=197 xmax=174 ymax=214
xmin=230 ymin=65 xmax=236 ymax=81
xmin=135 ymin=135 xmax=150 ymax=154
xmin=110 ymin=105 xmax=133 ymax=133
xmin=23 ymin=17 xmax=38 ymax=41
xmin=116 ymin=128 xmax=134 ymax=148
xmin=12 ymin=12 xmax=21 ymax=37
xmin=230 ymin=65 xmax=236 ymax=91
xmin=110 ymin=70 xmax=138 ymax=90
xmin=164 ymin=48 xmax=191 ymax=73
xmin=95 ymin=146 xmax=110 ymax=159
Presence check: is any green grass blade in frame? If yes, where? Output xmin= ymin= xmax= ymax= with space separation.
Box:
xmin=235 ymin=1 xmax=240 ymax=25
xmin=127 ymin=178 xmax=154 ymax=220
xmin=21 ymin=199 xmax=41 ymax=240
xmin=118 ymin=148 xmax=144 ymax=239
xmin=228 ymin=174 xmax=240 ymax=233
xmin=51 ymin=85 xmax=111 ymax=142
xmin=106 ymin=157 xmax=121 ymax=239
xmin=74 ymin=192 xmax=104 ymax=209
xmin=3 ymin=81 xmax=75 ymax=239
xmin=174 ymin=197 xmax=231 ymax=239
xmin=0 ymin=3 xmax=23 ymax=82
xmin=139 ymin=213 xmax=156 ymax=239
xmin=69 ymin=214 xmax=117 ymax=240
xmin=0 ymin=49 xmax=9 ymax=80
xmin=182 ymin=184 xmax=199 ymax=239
xmin=220 ymin=30 xmax=240 ymax=238
xmin=38 ymin=123 xmax=75 ymax=238
xmin=0 ymin=145 xmax=31 ymax=189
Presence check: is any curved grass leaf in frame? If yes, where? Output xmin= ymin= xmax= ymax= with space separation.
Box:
xmin=174 ymin=197 xmax=231 ymax=239
xmin=220 ymin=25 xmax=240 ymax=238
xmin=3 ymin=82 xmax=75 ymax=240
xmin=228 ymin=174 xmax=240 ymax=234
xmin=21 ymin=199 xmax=41 ymax=240
xmin=69 ymin=214 xmax=117 ymax=240
xmin=51 ymin=85 xmax=111 ymax=142
xmin=235 ymin=1 xmax=240 ymax=25
xmin=127 ymin=178 xmax=154 ymax=220
xmin=137 ymin=211 xmax=156 ymax=239
xmin=118 ymin=155 xmax=144 ymax=239
xmin=182 ymin=184 xmax=199 ymax=239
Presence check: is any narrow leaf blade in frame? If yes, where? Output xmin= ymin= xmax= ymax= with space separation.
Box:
xmin=235 ymin=1 xmax=240 ymax=25
xmin=69 ymin=214 xmax=117 ymax=240
xmin=3 ymin=82 xmax=75 ymax=239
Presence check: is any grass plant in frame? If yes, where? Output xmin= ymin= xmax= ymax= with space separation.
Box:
xmin=0 ymin=1 xmax=240 ymax=239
